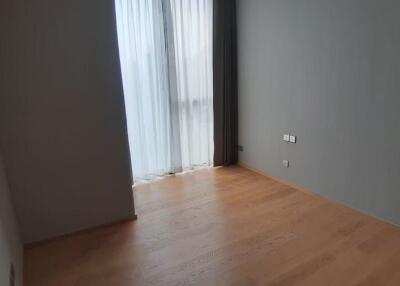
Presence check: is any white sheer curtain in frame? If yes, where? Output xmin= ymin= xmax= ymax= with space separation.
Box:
xmin=115 ymin=0 xmax=213 ymax=180
xmin=170 ymin=0 xmax=214 ymax=170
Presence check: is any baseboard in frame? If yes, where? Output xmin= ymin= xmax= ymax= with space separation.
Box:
xmin=237 ymin=161 xmax=400 ymax=229
xmin=24 ymin=213 xmax=138 ymax=249
xmin=238 ymin=161 xmax=322 ymax=200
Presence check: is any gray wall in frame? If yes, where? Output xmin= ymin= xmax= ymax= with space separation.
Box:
xmin=0 ymin=0 xmax=135 ymax=243
xmin=0 ymin=153 xmax=23 ymax=286
xmin=237 ymin=0 xmax=400 ymax=225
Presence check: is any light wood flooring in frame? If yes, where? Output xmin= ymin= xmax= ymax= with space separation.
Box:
xmin=24 ymin=166 xmax=400 ymax=286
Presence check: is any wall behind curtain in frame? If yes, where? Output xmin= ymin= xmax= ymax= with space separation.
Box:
xmin=0 ymin=0 xmax=135 ymax=242
xmin=237 ymin=0 xmax=400 ymax=225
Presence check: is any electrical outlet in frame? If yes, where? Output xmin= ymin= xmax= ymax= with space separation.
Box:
xmin=289 ymin=135 xmax=296 ymax=143
xmin=283 ymin=134 xmax=290 ymax=142
xmin=238 ymin=145 xmax=244 ymax=152
xmin=282 ymin=160 xmax=289 ymax=168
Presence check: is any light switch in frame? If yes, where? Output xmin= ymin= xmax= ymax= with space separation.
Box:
xmin=282 ymin=160 xmax=289 ymax=168
xmin=290 ymin=135 xmax=296 ymax=143
xmin=283 ymin=134 xmax=290 ymax=142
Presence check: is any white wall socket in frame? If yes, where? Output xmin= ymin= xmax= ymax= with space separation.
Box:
xmin=282 ymin=160 xmax=289 ymax=168
xmin=289 ymin=135 xmax=296 ymax=143
xmin=283 ymin=134 xmax=290 ymax=142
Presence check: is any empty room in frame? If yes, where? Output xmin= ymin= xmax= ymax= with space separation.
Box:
xmin=1 ymin=0 xmax=400 ymax=285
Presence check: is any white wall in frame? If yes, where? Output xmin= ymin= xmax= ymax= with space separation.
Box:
xmin=0 ymin=153 xmax=23 ymax=286
xmin=0 ymin=0 xmax=135 ymax=243
xmin=237 ymin=0 xmax=400 ymax=225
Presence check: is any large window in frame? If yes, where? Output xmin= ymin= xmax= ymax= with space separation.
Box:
xmin=115 ymin=0 xmax=213 ymax=180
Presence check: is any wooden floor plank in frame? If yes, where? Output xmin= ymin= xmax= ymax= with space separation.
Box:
xmin=24 ymin=166 xmax=400 ymax=286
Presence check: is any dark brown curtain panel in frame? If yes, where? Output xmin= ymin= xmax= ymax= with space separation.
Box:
xmin=213 ymin=0 xmax=238 ymax=166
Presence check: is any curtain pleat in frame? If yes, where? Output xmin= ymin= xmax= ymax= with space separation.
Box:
xmin=169 ymin=0 xmax=214 ymax=169
xmin=115 ymin=0 xmax=173 ymax=179
xmin=213 ymin=0 xmax=238 ymax=166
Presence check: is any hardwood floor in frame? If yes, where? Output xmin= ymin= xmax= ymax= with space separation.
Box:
xmin=24 ymin=166 xmax=400 ymax=286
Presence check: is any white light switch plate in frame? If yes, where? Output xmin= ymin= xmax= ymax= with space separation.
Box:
xmin=289 ymin=135 xmax=296 ymax=143
xmin=282 ymin=160 xmax=289 ymax=168
xmin=283 ymin=134 xmax=290 ymax=142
